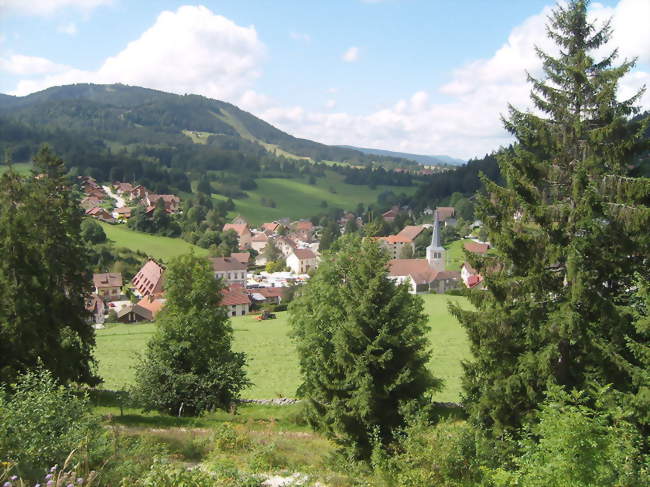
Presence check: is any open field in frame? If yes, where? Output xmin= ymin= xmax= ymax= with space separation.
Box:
xmin=214 ymin=170 xmax=418 ymax=226
xmin=99 ymin=221 xmax=208 ymax=261
xmin=95 ymin=294 xmax=471 ymax=402
xmin=0 ymin=162 xmax=33 ymax=175
xmin=445 ymin=238 xmax=471 ymax=271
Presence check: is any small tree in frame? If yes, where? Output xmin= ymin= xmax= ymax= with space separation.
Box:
xmin=132 ymin=253 xmax=249 ymax=416
xmin=289 ymin=236 xmax=439 ymax=458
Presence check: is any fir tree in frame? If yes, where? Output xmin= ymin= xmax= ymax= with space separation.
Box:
xmin=289 ymin=235 xmax=439 ymax=458
xmin=0 ymin=146 xmax=97 ymax=385
xmin=132 ymin=253 xmax=249 ymax=416
xmin=451 ymin=0 xmax=649 ymax=438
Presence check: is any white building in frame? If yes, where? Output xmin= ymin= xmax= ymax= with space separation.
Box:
xmin=286 ymin=249 xmax=318 ymax=274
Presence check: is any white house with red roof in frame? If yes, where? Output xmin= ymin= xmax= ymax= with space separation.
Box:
xmin=376 ymin=234 xmax=413 ymax=259
xmin=210 ymin=257 xmax=248 ymax=286
xmin=286 ymin=248 xmax=318 ymax=274
xmin=220 ymin=286 xmax=251 ymax=317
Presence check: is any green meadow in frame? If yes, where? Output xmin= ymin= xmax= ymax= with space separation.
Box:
xmin=95 ymin=293 xmax=471 ymax=402
xmin=99 ymin=221 xmax=208 ymax=262
xmin=445 ymin=238 xmax=472 ymax=271
xmin=0 ymin=162 xmax=33 ymax=175
xmin=214 ymin=170 xmax=418 ymax=226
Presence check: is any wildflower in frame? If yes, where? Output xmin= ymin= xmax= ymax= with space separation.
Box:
xmin=10 ymin=477 xmax=17 ymax=481
xmin=3 ymin=481 xmax=12 ymax=487
xmin=45 ymin=474 xmax=53 ymax=480
xmin=50 ymin=465 xmax=58 ymax=472
xmin=77 ymin=479 xmax=83 ymax=484
xmin=47 ymin=481 xmax=54 ymax=487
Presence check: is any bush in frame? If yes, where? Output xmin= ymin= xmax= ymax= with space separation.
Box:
xmin=211 ymin=422 xmax=251 ymax=452
xmin=0 ymin=369 xmax=101 ymax=480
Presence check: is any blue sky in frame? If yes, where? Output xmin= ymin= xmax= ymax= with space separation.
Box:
xmin=1 ymin=0 xmax=648 ymax=159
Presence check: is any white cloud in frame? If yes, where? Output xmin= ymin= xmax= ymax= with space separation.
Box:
xmin=9 ymin=5 xmax=266 ymax=103
xmin=57 ymin=22 xmax=78 ymax=35
xmin=342 ymin=46 xmax=360 ymax=63
xmin=0 ymin=0 xmax=112 ymax=15
xmin=325 ymin=99 xmax=336 ymax=109
xmin=289 ymin=31 xmax=311 ymax=42
xmin=0 ymin=54 xmax=70 ymax=75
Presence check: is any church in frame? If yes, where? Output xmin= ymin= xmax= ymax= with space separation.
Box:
xmin=387 ymin=211 xmax=461 ymax=294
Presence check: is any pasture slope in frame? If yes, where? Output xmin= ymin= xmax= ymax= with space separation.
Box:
xmin=95 ymin=294 xmax=471 ymax=403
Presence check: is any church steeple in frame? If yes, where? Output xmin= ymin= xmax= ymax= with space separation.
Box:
xmin=426 ymin=210 xmax=445 ymax=272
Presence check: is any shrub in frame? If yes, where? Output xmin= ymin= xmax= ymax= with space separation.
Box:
xmin=0 ymin=369 xmax=101 ymax=480
xmin=211 ymin=422 xmax=251 ymax=452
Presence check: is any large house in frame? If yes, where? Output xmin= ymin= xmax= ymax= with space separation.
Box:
xmin=137 ymin=294 xmax=167 ymax=319
xmin=397 ymin=225 xmax=425 ymax=243
xmin=286 ymin=249 xmax=318 ymax=274
xmin=93 ymin=272 xmax=123 ymax=301
xmin=251 ymin=232 xmax=269 ymax=253
xmin=132 ymin=259 xmax=165 ymax=297
xmin=145 ymin=194 xmax=181 ymax=213
xmin=210 ymin=257 xmax=248 ymax=286
xmin=387 ymin=211 xmax=460 ymax=294
xmin=223 ymin=223 xmax=252 ymax=250
xmin=220 ymin=286 xmax=251 ymax=317
xmin=85 ymin=207 xmax=115 ymax=223
xmin=376 ymin=234 xmax=413 ymax=259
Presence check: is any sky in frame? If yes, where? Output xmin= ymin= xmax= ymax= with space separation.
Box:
xmin=0 ymin=0 xmax=649 ymax=160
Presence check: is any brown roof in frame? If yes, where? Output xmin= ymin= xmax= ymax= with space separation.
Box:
xmin=382 ymin=209 xmax=399 ymax=218
xmin=293 ymin=249 xmax=316 ymax=260
xmin=256 ymin=287 xmax=286 ymax=299
xmin=252 ymin=233 xmax=268 ymax=242
xmin=293 ymin=220 xmax=314 ymax=231
xmin=380 ymin=235 xmax=412 ymax=244
xmin=397 ymin=225 xmax=425 ymax=242
xmin=464 ymin=241 xmax=490 ymax=254
xmin=230 ymin=252 xmax=250 ymax=265
xmin=137 ymin=295 xmax=166 ymax=318
xmin=114 ymin=182 xmax=134 ymax=193
xmin=115 ymin=207 xmax=132 ymax=215
xmin=93 ymin=272 xmax=123 ymax=289
xmin=210 ymin=257 xmax=247 ymax=272
xmin=223 ymin=223 xmax=250 ymax=236
xmin=132 ymin=259 xmax=165 ymax=296
xmin=116 ymin=303 xmax=153 ymax=321
xmin=388 ymin=259 xmax=438 ymax=284
xmin=436 ymin=207 xmax=455 ymax=221
xmin=85 ymin=207 xmax=110 ymax=217
xmin=434 ymin=270 xmax=461 ymax=281
xmin=221 ymin=287 xmax=251 ymax=306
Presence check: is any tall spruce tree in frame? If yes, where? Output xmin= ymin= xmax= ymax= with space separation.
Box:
xmin=451 ymin=0 xmax=650 ymax=438
xmin=289 ymin=235 xmax=439 ymax=458
xmin=0 ymin=146 xmax=97 ymax=385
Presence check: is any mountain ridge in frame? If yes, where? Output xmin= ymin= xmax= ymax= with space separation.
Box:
xmin=337 ymin=145 xmax=466 ymax=166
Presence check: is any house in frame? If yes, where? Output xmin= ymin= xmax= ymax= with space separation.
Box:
xmin=223 ymin=223 xmax=252 ymax=250
xmin=85 ymin=207 xmax=115 ymax=223
xmin=252 ymin=286 xmax=286 ymax=305
xmin=93 ymin=272 xmax=123 ymax=300
xmin=286 ymin=249 xmax=318 ymax=274
xmin=132 ymin=259 xmax=165 ymax=297
xmin=464 ymin=241 xmax=490 ymax=254
xmin=113 ymin=182 xmax=134 ymax=195
xmin=210 ymin=257 xmax=248 ymax=286
xmin=220 ymin=287 xmax=251 ymax=317
xmin=116 ymin=303 xmax=153 ymax=323
xmin=382 ymin=207 xmax=400 ymax=223
xmin=137 ymin=294 xmax=166 ymax=319
xmin=145 ymin=194 xmax=181 ymax=213
xmin=376 ymin=234 xmax=413 ymax=259
xmin=231 ymin=252 xmax=251 ymax=266
xmin=397 ymin=225 xmax=425 ymax=243
xmin=275 ymin=236 xmax=297 ymax=258
xmin=292 ymin=221 xmax=314 ymax=241
xmin=113 ymin=206 xmax=132 ymax=220
xmin=86 ymin=294 xmax=107 ymax=324
xmin=251 ymin=232 xmax=269 ymax=253
xmin=86 ymin=187 xmax=106 ymax=199
xmin=130 ymin=185 xmax=149 ymax=200
xmin=436 ymin=207 xmax=456 ymax=226
xmin=261 ymin=222 xmax=280 ymax=234
xmin=461 ymin=262 xmax=482 ymax=288
xmin=81 ymin=196 xmax=102 ymax=210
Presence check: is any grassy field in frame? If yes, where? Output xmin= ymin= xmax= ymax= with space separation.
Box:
xmin=0 ymin=162 xmax=33 ymax=175
xmin=99 ymin=221 xmax=208 ymax=261
xmin=445 ymin=238 xmax=471 ymax=271
xmin=214 ymin=170 xmax=417 ymax=226
xmin=95 ymin=294 xmax=471 ymax=402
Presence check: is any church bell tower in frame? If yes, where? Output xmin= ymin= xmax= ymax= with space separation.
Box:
xmin=426 ymin=210 xmax=445 ymax=272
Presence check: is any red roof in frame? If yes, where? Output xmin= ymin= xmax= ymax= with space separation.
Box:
xmin=464 ymin=241 xmax=490 ymax=254
xmin=132 ymin=259 xmax=165 ymax=296
xmin=436 ymin=207 xmax=455 ymax=221
xmin=223 ymin=223 xmax=250 ymax=236
xmin=397 ymin=225 xmax=425 ymax=242
xmin=230 ymin=252 xmax=250 ymax=265
xmin=261 ymin=222 xmax=279 ymax=233
xmin=252 ymin=233 xmax=268 ymax=242
xmin=221 ymin=287 xmax=251 ymax=306
xmin=293 ymin=220 xmax=313 ymax=231
xmin=380 ymin=235 xmax=412 ymax=244
xmin=467 ymin=275 xmax=482 ymax=288
xmin=388 ymin=259 xmax=437 ymax=284
xmin=137 ymin=295 xmax=166 ymax=318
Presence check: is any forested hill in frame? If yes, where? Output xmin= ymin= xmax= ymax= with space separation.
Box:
xmin=0 ymin=83 xmax=418 ymax=168
xmin=338 ymin=145 xmax=466 ymax=166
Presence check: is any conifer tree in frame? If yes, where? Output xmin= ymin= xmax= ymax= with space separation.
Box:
xmin=132 ymin=253 xmax=249 ymax=416
xmin=289 ymin=235 xmax=439 ymax=458
xmin=0 ymin=146 xmax=97 ymax=385
xmin=451 ymin=0 xmax=649 ymax=437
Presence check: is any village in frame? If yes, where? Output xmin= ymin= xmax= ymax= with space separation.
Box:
xmin=79 ymin=176 xmax=491 ymax=326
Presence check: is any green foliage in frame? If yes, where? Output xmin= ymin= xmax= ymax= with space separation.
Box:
xmin=451 ymin=0 xmax=650 ymax=439
xmin=0 ymin=368 xmax=101 ymax=479
xmin=290 ymin=235 xmax=440 ymax=458
xmin=131 ymin=253 xmax=249 ymax=416
xmin=81 ymin=218 xmax=107 ymax=244
xmin=0 ymin=147 xmax=97 ymax=385
xmin=318 ymin=219 xmax=340 ymax=251
xmin=488 ymin=387 xmax=649 ymax=487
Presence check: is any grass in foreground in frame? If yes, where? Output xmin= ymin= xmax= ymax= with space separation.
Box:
xmin=96 ymin=294 xmax=471 ymax=402
xmin=99 ymin=222 xmax=208 ymax=261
